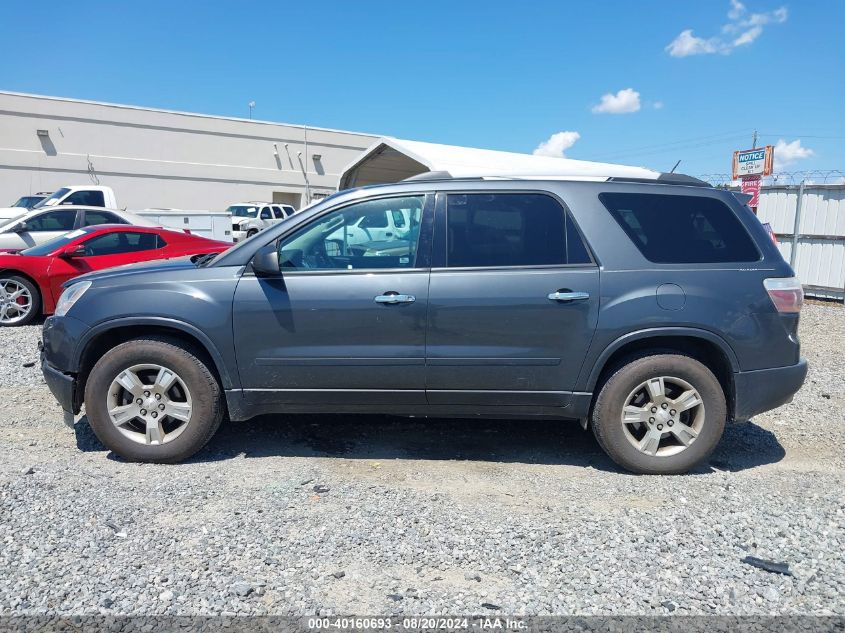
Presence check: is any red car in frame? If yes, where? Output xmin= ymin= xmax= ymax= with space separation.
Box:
xmin=0 ymin=225 xmax=231 ymax=326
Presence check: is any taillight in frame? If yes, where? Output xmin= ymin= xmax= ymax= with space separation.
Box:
xmin=764 ymin=277 xmax=804 ymax=313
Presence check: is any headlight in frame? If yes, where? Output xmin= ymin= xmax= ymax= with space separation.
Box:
xmin=55 ymin=281 xmax=91 ymax=317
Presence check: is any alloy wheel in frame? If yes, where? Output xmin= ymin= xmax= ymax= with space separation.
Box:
xmin=0 ymin=279 xmax=33 ymax=325
xmin=106 ymin=364 xmax=193 ymax=446
xmin=620 ymin=375 xmax=705 ymax=457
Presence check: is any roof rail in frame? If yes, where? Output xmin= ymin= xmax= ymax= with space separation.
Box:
xmin=402 ymin=171 xmax=455 ymax=182
xmin=608 ymin=173 xmax=711 ymax=187
xmin=400 ymin=171 xmax=711 ymax=187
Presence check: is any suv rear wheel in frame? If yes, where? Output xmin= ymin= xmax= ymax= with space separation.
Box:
xmin=84 ymin=337 xmax=224 ymax=463
xmin=591 ymin=353 xmax=726 ymax=474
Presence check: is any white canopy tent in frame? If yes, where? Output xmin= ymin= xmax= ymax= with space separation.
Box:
xmin=339 ymin=137 xmax=662 ymax=189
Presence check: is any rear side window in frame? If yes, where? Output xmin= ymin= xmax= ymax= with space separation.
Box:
xmin=446 ymin=193 xmax=591 ymax=268
xmin=599 ymin=193 xmax=759 ymax=263
xmin=83 ymin=210 xmax=125 ymax=226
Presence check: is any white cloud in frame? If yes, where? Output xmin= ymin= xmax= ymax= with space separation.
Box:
xmin=666 ymin=1 xmax=787 ymax=57
xmin=652 ymin=101 xmax=665 ymax=110
xmin=733 ymin=25 xmax=763 ymax=46
xmin=773 ymin=139 xmax=814 ymax=170
xmin=728 ymin=0 xmax=746 ymax=20
xmin=533 ymin=131 xmax=581 ymax=158
xmin=591 ymin=88 xmax=641 ymax=114
xmin=666 ymin=29 xmax=720 ymax=57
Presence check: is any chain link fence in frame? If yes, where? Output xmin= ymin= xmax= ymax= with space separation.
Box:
xmin=695 ymin=170 xmax=845 ymax=187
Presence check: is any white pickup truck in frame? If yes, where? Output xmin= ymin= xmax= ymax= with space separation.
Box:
xmin=0 ymin=185 xmax=117 ymax=220
xmin=227 ymin=202 xmax=296 ymax=242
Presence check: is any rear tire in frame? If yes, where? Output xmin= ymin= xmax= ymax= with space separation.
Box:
xmin=0 ymin=275 xmax=40 ymax=326
xmin=84 ymin=337 xmax=224 ymax=463
xmin=591 ymin=353 xmax=726 ymax=474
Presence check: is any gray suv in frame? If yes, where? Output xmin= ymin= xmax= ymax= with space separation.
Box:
xmin=41 ymin=173 xmax=808 ymax=474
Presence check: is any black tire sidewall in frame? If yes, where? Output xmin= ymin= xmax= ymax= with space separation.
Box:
xmin=592 ymin=354 xmax=726 ymax=475
xmin=1 ymin=275 xmax=41 ymax=326
xmin=84 ymin=339 xmax=222 ymax=463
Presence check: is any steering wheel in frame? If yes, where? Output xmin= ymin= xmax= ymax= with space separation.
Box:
xmin=304 ymin=240 xmax=333 ymax=269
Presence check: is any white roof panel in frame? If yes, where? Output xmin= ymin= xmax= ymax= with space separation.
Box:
xmin=340 ymin=137 xmax=661 ymax=188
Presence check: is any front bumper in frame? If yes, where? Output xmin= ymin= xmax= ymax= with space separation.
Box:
xmin=733 ymin=357 xmax=808 ymax=421
xmin=41 ymin=354 xmax=78 ymax=415
xmin=232 ymin=229 xmax=247 ymax=243
xmin=41 ymin=315 xmax=88 ymax=417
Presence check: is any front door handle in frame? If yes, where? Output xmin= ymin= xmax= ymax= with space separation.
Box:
xmin=548 ymin=291 xmax=590 ymax=302
xmin=375 ymin=292 xmax=415 ymax=304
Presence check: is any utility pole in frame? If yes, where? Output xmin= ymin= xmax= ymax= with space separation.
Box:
xmin=752 ymin=130 xmax=758 ymax=149
xmin=303 ymin=125 xmax=311 ymax=204
xmin=248 ymin=101 xmax=256 ymax=119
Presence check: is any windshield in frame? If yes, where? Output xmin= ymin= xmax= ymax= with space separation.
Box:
xmin=228 ymin=205 xmax=259 ymax=218
xmin=12 ymin=196 xmax=43 ymax=208
xmin=20 ymin=228 xmax=87 ymax=256
xmin=32 ymin=188 xmax=69 ymax=209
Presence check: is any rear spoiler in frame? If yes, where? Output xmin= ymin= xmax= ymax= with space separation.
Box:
xmin=732 ymin=192 xmax=754 ymax=206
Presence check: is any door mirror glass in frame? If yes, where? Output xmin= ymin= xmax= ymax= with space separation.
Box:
xmin=252 ymin=242 xmax=280 ymax=277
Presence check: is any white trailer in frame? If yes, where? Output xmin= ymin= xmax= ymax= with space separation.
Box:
xmin=133 ymin=208 xmax=233 ymax=242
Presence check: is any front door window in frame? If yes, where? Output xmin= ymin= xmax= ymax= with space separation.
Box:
xmin=277 ymin=196 xmax=424 ymax=270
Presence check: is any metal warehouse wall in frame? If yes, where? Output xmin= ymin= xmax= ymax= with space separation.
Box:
xmin=0 ymin=92 xmax=377 ymax=211
xmin=756 ymin=184 xmax=845 ymax=300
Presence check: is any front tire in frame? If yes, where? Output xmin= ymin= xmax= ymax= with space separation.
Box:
xmin=246 ymin=229 xmax=258 ymax=238
xmin=84 ymin=337 xmax=224 ymax=463
xmin=591 ymin=353 xmax=726 ymax=474
xmin=0 ymin=275 xmax=40 ymax=326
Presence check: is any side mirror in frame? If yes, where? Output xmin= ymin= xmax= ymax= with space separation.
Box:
xmin=252 ymin=242 xmax=280 ymax=277
xmin=12 ymin=221 xmax=27 ymax=233
xmin=60 ymin=245 xmax=87 ymax=259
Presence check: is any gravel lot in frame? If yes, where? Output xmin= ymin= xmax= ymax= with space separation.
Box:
xmin=0 ymin=304 xmax=843 ymax=617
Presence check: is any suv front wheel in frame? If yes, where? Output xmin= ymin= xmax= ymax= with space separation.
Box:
xmin=84 ymin=337 xmax=224 ymax=463
xmin=591 ymin=353 xmax=726 ymax=474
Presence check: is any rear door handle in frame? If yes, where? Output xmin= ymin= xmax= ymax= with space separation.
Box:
xmin=548 ymin=291 xmax=590 ymax=302
xmin=375 ymin=293 xmax=415 ymax=304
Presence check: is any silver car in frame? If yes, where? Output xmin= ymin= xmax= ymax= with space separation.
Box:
xmin=0 ymin=206 xmax=157 ymax=251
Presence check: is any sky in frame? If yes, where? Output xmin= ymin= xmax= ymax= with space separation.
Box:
xmin=2 ymin=0 xmax=843 ymax=180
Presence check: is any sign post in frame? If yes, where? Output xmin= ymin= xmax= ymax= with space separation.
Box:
xmin=741 ymin=175 xmax=762 ymax=208
xmin=732 ymin=145 xmax=774 ymax=214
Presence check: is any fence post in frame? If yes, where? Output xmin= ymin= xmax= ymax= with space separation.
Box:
xmin=789 ymin=180 xmax=805 ymax=268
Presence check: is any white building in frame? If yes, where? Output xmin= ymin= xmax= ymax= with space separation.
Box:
xmin=0 ymin=91 xmax=378 ymax=210
xmin=2 ymin=91 xmax=668 ymax=214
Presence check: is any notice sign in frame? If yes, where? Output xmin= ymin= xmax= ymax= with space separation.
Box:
xmin=732 ymin=145 xmax=774 ymax=179
xmin=741 ymin=175 xmax=762 ymax=208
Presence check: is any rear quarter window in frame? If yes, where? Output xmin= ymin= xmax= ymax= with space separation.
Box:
xmin=599 ymin=192 xmax=760 ymax=263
